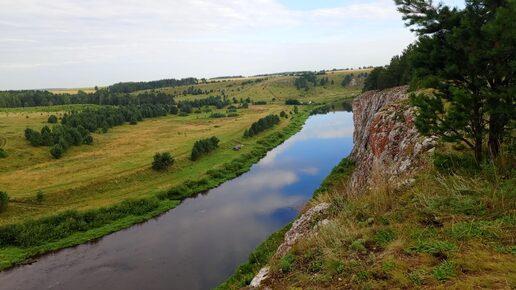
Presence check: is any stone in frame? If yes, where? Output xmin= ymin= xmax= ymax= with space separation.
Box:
xmin=249 ymin=267 xmax=270 ymax=288
xmin=274 ymin=203 xmax=330 ymax=258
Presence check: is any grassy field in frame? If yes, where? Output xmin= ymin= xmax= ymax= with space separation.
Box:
xmin=0 ymin=104 xmax=291 ymax=224
xmin=47 ymin=87 xmax=99 ymax=94
xmin=134 ymin=70 xmax=366 ymax=104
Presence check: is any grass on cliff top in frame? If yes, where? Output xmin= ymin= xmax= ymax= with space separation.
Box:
xmin=260 ymin=148 xmax=515 ymax=289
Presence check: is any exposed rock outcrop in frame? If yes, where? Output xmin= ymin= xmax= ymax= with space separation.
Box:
xmin=273 ymin=202 xmax=330 ymax=258
xmin=349 ymin=86 xmax=436 ymax=191
xmin=248 ymin=203 xmax=330 ymax=288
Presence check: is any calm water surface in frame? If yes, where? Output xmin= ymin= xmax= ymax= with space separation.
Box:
xmin=0 ymin=111 xmax=354 ymax=290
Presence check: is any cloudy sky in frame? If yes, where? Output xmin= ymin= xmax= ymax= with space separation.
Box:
xmin=0 ymin=0 xmax=464 ymax=90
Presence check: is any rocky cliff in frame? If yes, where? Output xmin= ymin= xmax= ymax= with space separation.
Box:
xmin=248 ymin=86 xmax=436 ymax=288
xmin=349 ymin=86 xmax=436 ymax=191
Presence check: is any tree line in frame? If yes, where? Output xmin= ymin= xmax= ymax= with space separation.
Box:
xmin=177 ymin=95 xmax=230 ymax=113
xmin=191 ymin=136 xmax=220 ymax=161
xmin=182 ymin=86 xmax=208 ymax=96
xmin=244 ymin=114 xmax=281 ymax=138
xmin=366 ymin=0 xmax=515 ymax=162
xmin=22 ymin=94 xmax=232 ymax=158
xmin=25 ymin=104 xmax=171 ymax=158
xmin=107 ymin=77 xmax=198 ymax=93
xmin=0 ymin=90 xmax=175 ymax=108
xmin=362 ymin=45 xmax=415 ymax=92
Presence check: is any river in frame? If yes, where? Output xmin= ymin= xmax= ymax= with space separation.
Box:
xmin=0 ymin=111 xmax=354 ymax=290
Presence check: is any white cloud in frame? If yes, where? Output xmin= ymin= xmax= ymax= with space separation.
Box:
xmin=0 ymin=0 xmax=415 ymax=89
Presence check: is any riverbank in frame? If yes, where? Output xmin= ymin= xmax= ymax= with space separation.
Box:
xmin=216 ymin=157 xmax=356 ymax=289
xmin=0 ymin=110 xmax=311 ymax=271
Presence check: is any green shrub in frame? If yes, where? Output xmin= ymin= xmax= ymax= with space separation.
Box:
xmin=36 ymin=190 xmax=45 ymax=203
xmin=0 ymin=148 xmax=7 ymax=158
xmin=0 ymin=191 xmax=8 ymax=213
xmin=191 ymin=136 xmax=219 ymax=161
xmin=152 ymin=152 xmax=174 ymax=170
xmin=47 ymin=115 xmax=58 ymax=123
xmin=50 ymin=144 xmax=63 ymax=159
xmin=210 ymin=112 xmax=226 ymax=118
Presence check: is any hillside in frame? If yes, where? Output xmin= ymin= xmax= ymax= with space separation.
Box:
xmin=220 ymin=87 xmax=515 ymax=289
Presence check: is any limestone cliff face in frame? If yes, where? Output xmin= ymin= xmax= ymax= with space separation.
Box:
xmin=349 ymin=86 xmax=436 ymax=191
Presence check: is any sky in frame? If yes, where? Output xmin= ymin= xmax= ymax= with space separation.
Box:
xmin=0 ymin=0 xmax=465 ymax=90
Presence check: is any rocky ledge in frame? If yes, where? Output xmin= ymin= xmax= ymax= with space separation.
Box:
xmin=349 ymin=86 xmax=437 ymax=191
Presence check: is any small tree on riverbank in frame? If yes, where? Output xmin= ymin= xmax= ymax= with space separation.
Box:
xmin=152 ymin=152 xmax=174 ymax=170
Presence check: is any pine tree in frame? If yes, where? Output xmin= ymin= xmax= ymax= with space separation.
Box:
xmin=396 ymin=0 xmax=516 ymax=161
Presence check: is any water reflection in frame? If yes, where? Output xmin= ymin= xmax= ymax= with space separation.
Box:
xmin=0 ymin=111 xmax=354 ymax=290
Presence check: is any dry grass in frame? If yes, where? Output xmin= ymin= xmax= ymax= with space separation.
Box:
xmin=262 ymin=154 xmax=515 ymax=289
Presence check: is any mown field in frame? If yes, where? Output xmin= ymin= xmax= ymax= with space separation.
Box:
xmin=0 ymin=104 xmax=288 ymax=224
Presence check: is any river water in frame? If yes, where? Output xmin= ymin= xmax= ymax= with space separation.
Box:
xmin=0 ymin=111 xmax=354 ymax=290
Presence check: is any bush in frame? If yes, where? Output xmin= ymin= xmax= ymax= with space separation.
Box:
xmin=83 ymin=135 xmax=93 ymax=145
xmin=50 ymin=144 xmax=63 ymax=159
xmin=0 ymin=148 xmax=7 ymax=158
xmin=0 ymin=191 xmax=8 ymax=213
xmin=36 ymin=190 xmax=45 ymax=203
xmin=243 ymin=114 xmax=280 ymax=138
xmin=210 ymin=112 xmax=226 ymax=118
xmin=285 ymin=99 xmax=301 ymax=105
xmin=152 ymin=152 xmax=174 ymax=170
xmin=191 ymin=136 xmax=220 ymax=161
xmin=47 ymin=115 xmax=58 ymax=123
